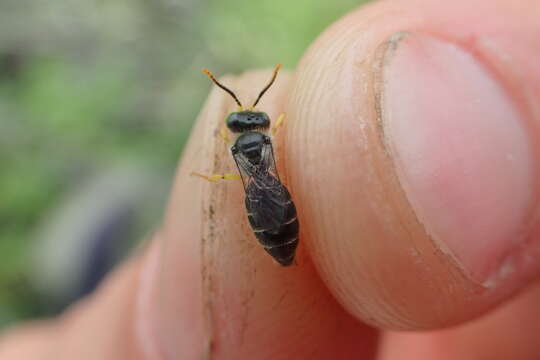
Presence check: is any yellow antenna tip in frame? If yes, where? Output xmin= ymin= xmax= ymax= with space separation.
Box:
xmin=202 ymin=68 xmax=215 ymax=79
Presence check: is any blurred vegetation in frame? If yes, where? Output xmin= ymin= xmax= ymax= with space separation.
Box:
xmin=0 ymin=0 xmax=364 ymax=327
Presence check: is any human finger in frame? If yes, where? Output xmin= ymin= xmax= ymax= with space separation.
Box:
xmin=141 ymin=70 xmax=377 ymax=359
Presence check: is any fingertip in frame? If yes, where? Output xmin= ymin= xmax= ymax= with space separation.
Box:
xmin=149 ymin=69 xmax=376 ymax=359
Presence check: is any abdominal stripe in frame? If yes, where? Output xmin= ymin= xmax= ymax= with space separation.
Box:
xmin=262 ymin=237 xmax=298 ymax=249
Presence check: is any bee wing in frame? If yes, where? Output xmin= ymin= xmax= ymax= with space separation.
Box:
xmin=261 ymin=140 xmax=280 ymax=180
xmin=237 ymin=141 xmax=291 ymax=230
xmin=232 ymin=151 xmax=257 ymax=189
xmin=232 ymin=140 xmax=280 ymax=189
xmin=246 ymin=178 xmax=292 ymax=231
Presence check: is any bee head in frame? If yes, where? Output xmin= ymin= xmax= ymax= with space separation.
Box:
xmin=226 ymin=111 xmax=270 ymax=133
xmin=202 ymin=64 xmax=281 ymax=132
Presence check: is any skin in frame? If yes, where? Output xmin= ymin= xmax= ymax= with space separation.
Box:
xmin=2 ymin=0 xmax=540 ymax=358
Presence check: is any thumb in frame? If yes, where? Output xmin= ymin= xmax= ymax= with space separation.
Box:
xmin=286 ymin=0 xmax=540 ymax=329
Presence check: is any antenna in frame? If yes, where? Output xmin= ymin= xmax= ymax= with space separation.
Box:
xmin=252 ymin=64 xmax=281 ymax=108
xmin=202 ymin=69 xmax=243 ymax=108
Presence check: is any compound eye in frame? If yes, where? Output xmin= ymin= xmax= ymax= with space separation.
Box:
xmin=226 ymin=113 xmax=242 ymax=133
xmin=260 ymin=113 xmax=270 ymax=128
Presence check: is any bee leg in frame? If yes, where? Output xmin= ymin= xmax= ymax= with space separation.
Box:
xmin=190 ymin=172 xmax=241 ymax=182
xmin=271 ymin=113 xmax=285 ymax=136
xmin=219 ymin=124 xmax=231 ymax=144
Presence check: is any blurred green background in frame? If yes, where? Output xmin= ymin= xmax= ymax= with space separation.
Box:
xmin=0 ymin=0 xmax=364 ymax=328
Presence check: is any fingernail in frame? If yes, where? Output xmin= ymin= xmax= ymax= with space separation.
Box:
xmin=381 ymin=33 xmax=534 ymax=284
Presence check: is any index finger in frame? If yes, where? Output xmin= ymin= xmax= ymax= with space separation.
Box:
xmin=145 ymin=70 xmax=376 ymax=359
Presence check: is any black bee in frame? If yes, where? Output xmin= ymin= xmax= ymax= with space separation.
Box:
xmin=194 ymin=65 xmax=299 ymax=266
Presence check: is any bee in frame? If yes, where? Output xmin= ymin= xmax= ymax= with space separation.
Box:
xmin=192 ymin=64 xmax=299 ymax=266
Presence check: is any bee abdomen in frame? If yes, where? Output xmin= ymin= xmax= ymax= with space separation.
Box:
xmin=257 ymin=220 xmax=299 ymax=266
xmin=247 ymin=200 xmax=299 ymax=266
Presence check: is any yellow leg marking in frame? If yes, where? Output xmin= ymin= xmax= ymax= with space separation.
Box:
xmin=272 ymin=113 xmax=285 ymax=136
xmin=191 ymin=172 xmax=241 ymax=182
xmin=219 ymin=124 xmax=231 ymax=143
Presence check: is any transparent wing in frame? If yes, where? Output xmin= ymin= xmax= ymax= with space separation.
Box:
xmin=235 ymin=141 xmax=292 ymax=231
xmin=246 ymin=178 xmax=292 ymax=232
xmin=232 ymin=151 xmax=256 ymax=190
xmin=261 ymin=139 xmax=280 ymax=181
xmin=232 ymin=141 xmax=280 ymax=190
